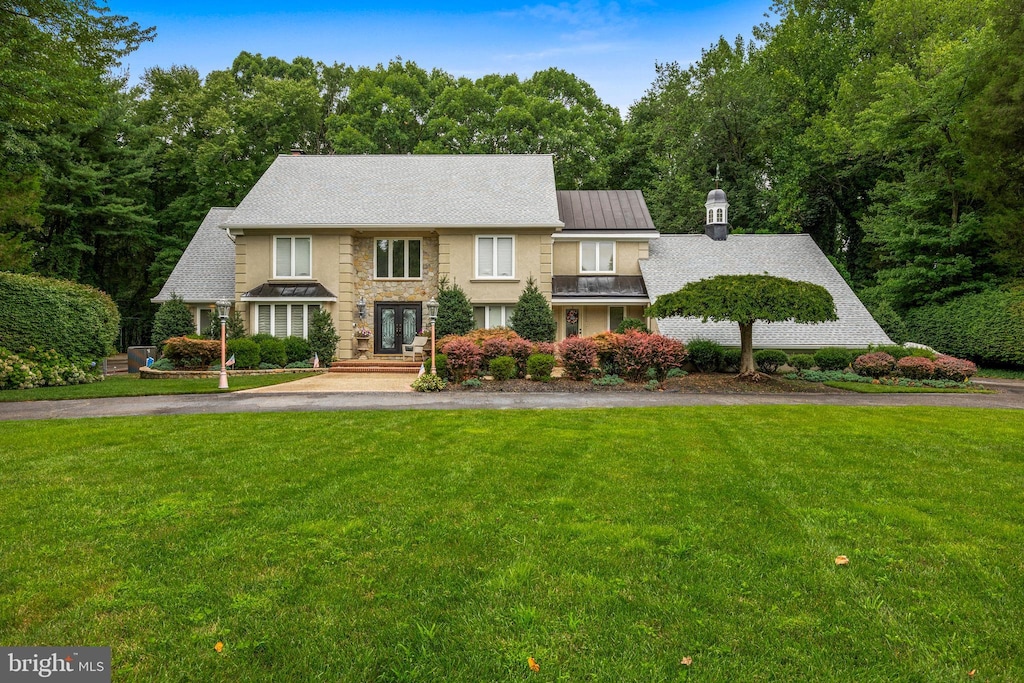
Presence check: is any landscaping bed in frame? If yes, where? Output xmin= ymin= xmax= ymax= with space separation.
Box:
xmin=446 ymin=373 xmax=845 ymax=393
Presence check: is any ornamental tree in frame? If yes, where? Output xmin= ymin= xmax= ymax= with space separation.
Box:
xmin=435 ymin=276 xmax=475 ymax=338
xmin=510 ymin=276 xmax=556 ymax=342
xmin=646 ymin=275 xmax=837 ymax=377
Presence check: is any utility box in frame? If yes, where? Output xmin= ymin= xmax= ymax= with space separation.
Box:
xmin=127 ymin=346 xmax=158 ymax=373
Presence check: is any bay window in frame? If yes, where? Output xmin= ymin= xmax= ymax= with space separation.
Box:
xmin=254 ymin=303 xmax=320 ymax=339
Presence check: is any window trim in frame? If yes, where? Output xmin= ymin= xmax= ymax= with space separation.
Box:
xmin=252 ymin=302 xmax=320 ymax=339
xmin=580 ymin=240 xmax=616 ymax=274
xmin=473 ymin=304 xmax=516 ymax=329
xmin=373 ymin=238 xmax=423 ymax=280
xmin=475 ymin=235 xmax=516 ymax=279
xmin=273 ymin=235 xmax=313 ymax=280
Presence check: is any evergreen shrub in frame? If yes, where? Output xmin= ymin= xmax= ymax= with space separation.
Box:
xmin=489 ymin=356 xmax=517 ymax=381
xmin=151 ymin=294 xmax=195 ymax=345
xmin=615 ymin=318 xmax=649 ymax=333
xmin=0 ymin=272 xmax=119 ymax=359
xmin=150 ymin=358 xmax=174 ymax=371
xmin=510 ymin=276 xmax=556 ymax=342
xmin=814 ymin=347 xmax=854 ymax=371
xmin=686 ymin=338 xmax=724 ymax=372
xmin=526 ymin=353 xmax=556 ymax=381
xmin=788 ymin=354 xmax=815 ymax=371
xmin=558 ymin=335 xmax=597 ymax=380
xmin=754 ymin=349 xmax=789 ymax=374
xmin=308 ymin=309 xmax=340 ymax=364
xmin=254 ymin=336 xmax=286 ymax=367
xmin=227 ymin=338 xmax=260 ymax=369
xmin=435 ymin=277 xmax=475 ymax=338
xmin=425 ymin=353 xmax=448 ymax=379
xmin=904 ymin=289 xmax=1024 ymax=367
xmin=592 ymin=374 xmax=625 ymax=386
xmin=412 ymin=374 xmax=447 ymax=392
xmin=722 ymin=348 xmax=742 ymax=372
xmin=161 ymin=337 xmax=220 ymax=370
xmin=283 ymin=336 xmax=312 ymax=364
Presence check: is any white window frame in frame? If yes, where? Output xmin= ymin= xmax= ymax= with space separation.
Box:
xmin=475 ymin=235 xmax=516 ymax=279
xmin=608 ymin=306 xmax=626 ymax=331
xmin=473 ymin=304 xmax=515 ymax=329
xmin=374 ymin=238 xmax=422 ymax=280
xmin=253 ymin=303 xmax=320 ymax=338
xmin=580 ymin=240 xmax=616 ymax=274
xmin=273 ymin=235 xmax=312 ymax=279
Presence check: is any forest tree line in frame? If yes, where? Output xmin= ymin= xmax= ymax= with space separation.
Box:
xmin=2 ymin=0 xmax=1022 ymax=355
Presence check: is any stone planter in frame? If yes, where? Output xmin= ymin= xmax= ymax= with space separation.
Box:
xmin=355 ymin=336 xmax=371 ymax=360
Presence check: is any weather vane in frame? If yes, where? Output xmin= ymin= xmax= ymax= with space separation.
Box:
xmin=714 ymin=164 xmax=721 ymax=189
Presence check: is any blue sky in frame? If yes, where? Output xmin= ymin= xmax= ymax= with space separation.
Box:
xmin=112 ymin=1 xmax=773 ymax=114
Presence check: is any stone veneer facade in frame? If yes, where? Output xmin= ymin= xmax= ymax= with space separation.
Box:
xmin=352 ymin=236 xmax=440 ymax=357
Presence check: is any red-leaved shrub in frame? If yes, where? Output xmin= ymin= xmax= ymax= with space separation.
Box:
xmin=441 ymin=337 xmax=483 ymax=382
xmin=506 ymin=336 xmax=534 ymax=377
xmin=532 ymin=341 xmax=556 ymax=357
xmin=616 ymin=331 xmax=688 ymax=381
xmin=933 ymin=355 xmax=977 ymax=382
xmin=481 ymin=337 xmax=511 ymax=363
xmin=853 ymin=352 xmax=896 ymax=378
xmin=896 ymin=355 xmax=935 ymax=379
xmin=558 ymin=336 xmax=598 ymax=380
xmin=591 ymin=331 xmax=621 ymax=368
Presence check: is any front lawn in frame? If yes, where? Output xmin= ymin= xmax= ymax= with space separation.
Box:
xmin=824 ymin=381 xmax=990 ymax=394
xmin=0 ymin=372 xmax=315 ymax=402
xmin=1 ymin=407 xmax=1022 ymax=681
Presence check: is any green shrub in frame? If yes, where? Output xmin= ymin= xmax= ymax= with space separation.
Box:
xmin=526 ymin=353 xmax=556 ymax=381
xmin=226 ymin=338 xmax=260 ymax=369
xmin=867 ymin=300 xmax=909 ymax=345
xmin=686 ymin=338 xmax=724 ymax=372
xmin=666 ymin=368 xmax=688 ymax=378
xmin=283 ymin=336 xmax=312 ymax=364
xmin=285 ymin=361 xmax=313 ymax=369
xmin=814 ymin=347 xmax=854 ymax=371
xmin=0 ymin=272 xmax=119 ymax=360
xmin=150 ymin=358 xmax=174 ymax=371
xmin=152 ymin=294 xmax=196 ymax=345
xmin=258 ymin=362 xmax=281 ymax=370
xmin=904 ymin=289 xmax=1024 ymax=368
xmin=722 ymin=348 xmax=742 ymax=372
xmin=615 ymin=318 xmax=649 ymax=333
xmin=510 ymin=276 xmax=556 ymax=342
xmin=489 ymin=356 xmax=517 ymax=381
xmin=866 ymin=344 xmax=915 ymax=360
xmin=461 ymin=378 xmax=483 ymax=388
xmin=788 ymin=354 xmax=815 ymax=371
xmin=412 ymin=374 xmax=447 ymax=392
xmin=425 ymin=353 xmax=448 ymax=379
xmin=754 ymin=349 xmax=789 ymax=374
xmin=161 ymin=336 xmax=220 ymax=370
xmin=308 ymin=308 xmax=340 ymax=364
xmin=644 ymin=379 xmax=660 ymax=391
xmin=254 ymin=336 xmax=287 ymax=367
xmin=435 ymin=276 xmax=475 ymax=338
xmin=592 ymin=374 xmax=625 ymax=386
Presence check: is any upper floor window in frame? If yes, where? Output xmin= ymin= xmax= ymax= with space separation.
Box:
xmin=275 ymin=236 xmax=311 ymax=278
xmin=716 ymin=208 xmax=724 ymax=222
xmin=375 ymin=239 xmax=421 ymax=279
xmin=580 ymin=240 xmax=615 ymax=273
xmin=476 ymin=236 xmax=514 ymax=278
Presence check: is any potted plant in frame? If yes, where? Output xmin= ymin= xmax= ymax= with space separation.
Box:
xmin=354 ymin=324 xmax=372 ymax=359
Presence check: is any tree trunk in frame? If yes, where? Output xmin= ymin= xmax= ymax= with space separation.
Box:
xmin=738 ymin=321 xmax=758 ymax=376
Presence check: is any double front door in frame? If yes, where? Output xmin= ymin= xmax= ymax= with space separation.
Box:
xmin=374 ymin=302 xmax=422 ymax=355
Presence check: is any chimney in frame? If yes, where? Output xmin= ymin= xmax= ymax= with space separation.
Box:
xmin=704 ymin=187 xmax=730 ymax=241
xmin=290 ymin=147 xmax=304 ymax=156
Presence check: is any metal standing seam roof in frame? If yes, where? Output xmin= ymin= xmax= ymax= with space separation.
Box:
xmin=241 ymin=283 xmax=337 ymax=299
xmin=152 ymin=208 xmax=236 ymax=304
xmin=551 ymin=275 xmax=648 ymax=299
xmin=222 ymin=154 xmax=564 ymax=228
xmin=556 ymin=190 xmax=656 ymax=231
xmin=640 ymin=234 xmax=893 ymax=349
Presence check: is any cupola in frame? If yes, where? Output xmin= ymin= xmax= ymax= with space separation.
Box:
xmin=704 ymin=186 xmax=730 ymax=241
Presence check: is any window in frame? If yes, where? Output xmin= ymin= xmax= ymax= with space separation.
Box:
xmin=580 ymin=241 xmax=615 ymax=273
xmin=716 ymin=208 xmax=724 ymax=222
xmin=198 ymin=307 xmax=212 ymax=335
xmin=707 ymin=209 xmax=713 ymax=223
xmin=473 ymin=305 xmax=515 ymax=329
xmin=476 ymin=236 xmax=514 ymax=278
xmin=608 ymin=306 xmax=625 ymax=332
xmin=255 ymin=303 xmax=320 ymax=338
xmin=274 ymin=236 xmax=311 ymax=278
xmin=375 ymin=239 xmax=421 ymax=278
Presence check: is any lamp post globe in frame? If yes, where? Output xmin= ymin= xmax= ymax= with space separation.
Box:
xmin=216 ymin=300 xmax=231 ymax=389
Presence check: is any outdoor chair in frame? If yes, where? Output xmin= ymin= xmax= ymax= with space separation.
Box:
xmin=403 ymin=336 xmax=428 ymax=361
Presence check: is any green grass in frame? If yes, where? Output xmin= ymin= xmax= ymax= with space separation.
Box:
xmin=1 ymin=407 xmax=1022 ymax=681
xmin=824 ymin=381 xmax=990 ymax=394
xmin=976 ymin=368 xmax=1024 ymax=380
xmin=0 ymin=372 xmax=315 ymax=402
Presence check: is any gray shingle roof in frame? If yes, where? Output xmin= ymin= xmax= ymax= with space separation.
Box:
xmin=556 ymin=190 xmax=656 ymax=231
xmin=223 ymin=154 xmax=563 ymax=228
xmin=640 ymin=234 xmax=892 ymax=349
xmin=152 ymin=208 xmax=236 ymax=304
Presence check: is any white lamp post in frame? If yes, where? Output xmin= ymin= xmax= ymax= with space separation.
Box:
xmin=216 ymin=300 xmax=231 ymax=389
xmin=426 ymin=297 xmax=439 ymax=375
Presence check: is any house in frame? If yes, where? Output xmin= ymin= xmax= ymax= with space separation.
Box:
xmin=154 ymin=154 xmax=891 ymax=357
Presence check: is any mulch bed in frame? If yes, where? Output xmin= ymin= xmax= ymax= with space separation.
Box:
xmin=445 ymin=373 xmax=845 ymax=394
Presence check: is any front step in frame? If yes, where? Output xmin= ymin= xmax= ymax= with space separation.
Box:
xmin=329 ymin=359 xmax=422 ymax=374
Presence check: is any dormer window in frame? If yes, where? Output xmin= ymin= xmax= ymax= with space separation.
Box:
xmin=274 ymin=236 xmax=311 ymax=278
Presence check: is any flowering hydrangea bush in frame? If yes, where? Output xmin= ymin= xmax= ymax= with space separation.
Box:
xmin=0 ymin=347 xmax=100 ymax=390
xmin=853 ymin=352 xmax=896 ymax=378
xmin=895 ymin=355 xmax=935 ymax=379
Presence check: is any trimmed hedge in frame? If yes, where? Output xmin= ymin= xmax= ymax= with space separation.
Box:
xmin=814 ymin=347 xmax=854 ymax=371
xmin=226 ymin=338 xmax=260 ymax=369
xmin=905 ymin=289 xmax=1024 ymax=368
xmin=754 ymin=349 xmax=788 ymax=374
xmin=0 ymin=272 xmax=119 ymax=359
xmin=162 ymin=337 xmax=220 ymax=370
xmin=687 ymin=338 xmax=724 ymax=372
xmin=526 ymin=353 xmax=556 ymax=381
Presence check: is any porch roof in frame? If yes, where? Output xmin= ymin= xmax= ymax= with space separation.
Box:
xmin=241 ymin=282 xmax=337 ymax=300
xmin=551 ymin=275 xmax=649 ymax=300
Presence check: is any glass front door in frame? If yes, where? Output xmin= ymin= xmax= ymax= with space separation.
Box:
xmin=565 ymin=308 xmax=580 ymax=337
xmin=374 ymin=302 xmax=422 ymax=354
